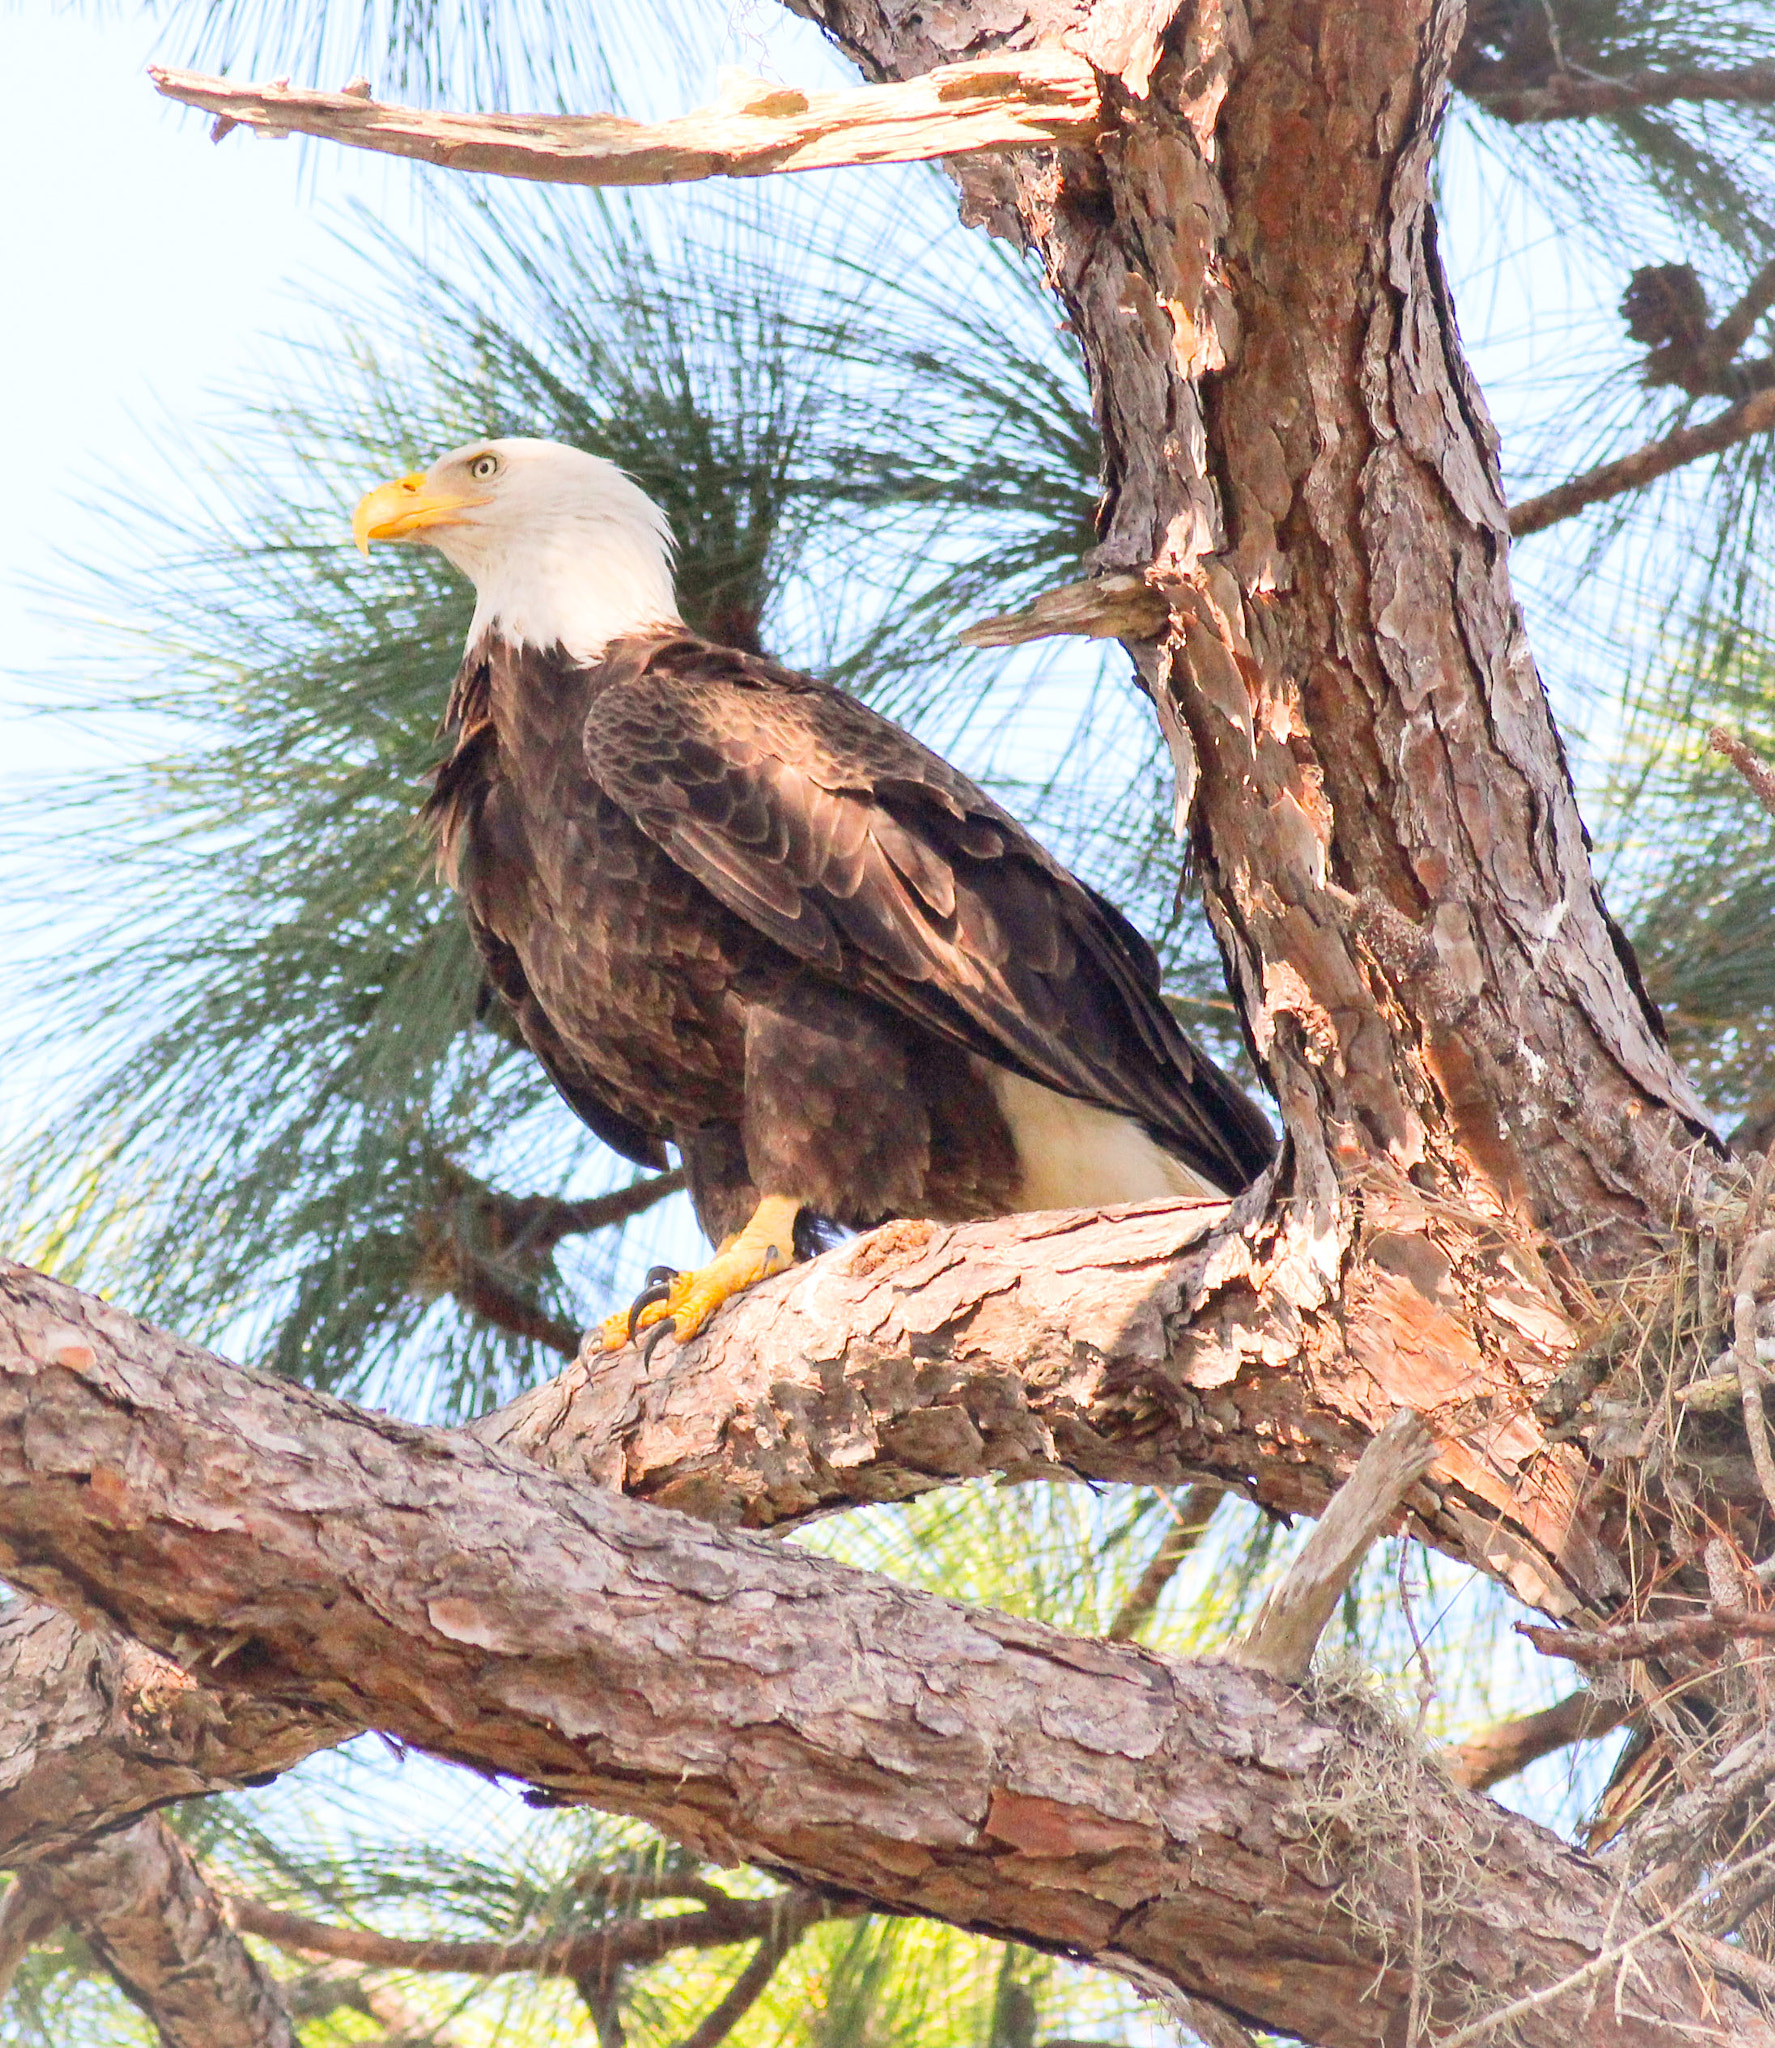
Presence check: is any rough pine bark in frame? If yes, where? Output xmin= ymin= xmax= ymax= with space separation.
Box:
xmin=2 ymin=1262 xmax=1771 ymax=2047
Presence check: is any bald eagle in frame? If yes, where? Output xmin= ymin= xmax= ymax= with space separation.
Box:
xmin=354 ymin=438 xmax=1273 ymax=1353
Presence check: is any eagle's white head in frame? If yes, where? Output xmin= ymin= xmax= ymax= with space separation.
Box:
xmin=353 ymin=436 xmax=682 ymax=660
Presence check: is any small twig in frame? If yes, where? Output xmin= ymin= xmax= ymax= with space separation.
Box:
xmin=1473 ymin=59 xmax=1775 ymax=123
xmin=1233 ymin=1411 xmax=1437 ymax=1683
xmin=1440 ymin=1836 xmax=1775 ymax=2045
xmin=1711 ymin=728 xmax=1775 ymax=823
xmin=150 ymin=52 xmax=1102 ymax=188
xmin=1107 ymin=1484 xmax=1223 ymax=1640
xmin=1509 ymin=386 xmax=1775 ymax=536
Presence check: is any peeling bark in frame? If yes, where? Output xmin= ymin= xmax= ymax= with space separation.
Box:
xmin=149 ymin=51 xmax=1103 ymax=181
xmin=0 ymin=1262 xmax=1768 ymax=2046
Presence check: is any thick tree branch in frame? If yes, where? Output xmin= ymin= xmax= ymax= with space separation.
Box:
xmin=0 ymin=1264 xmax=1769 ymax=2045
xmin=28 ymin=1815 xmax=295 ymax=2048
xmin=1470 ymin=61 xmax=1775 ymax=124
xmin=0 ymin=1597 xmax=357 ymax=1866
xmin=148 ymin=54 xmax=1102 ymax=185
xmin=1509 ymin=387 xmax=1775 ymax=535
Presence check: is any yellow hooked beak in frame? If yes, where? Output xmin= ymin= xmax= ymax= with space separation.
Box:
xmin=352 ymin=472 xmax=490 ymax=555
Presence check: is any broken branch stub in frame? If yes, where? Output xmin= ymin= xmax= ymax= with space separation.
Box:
xmin=147 ymin=53 xmax=1104 ymax=189
xmin=1233 ymin=1410 xmax=1438 ymax=1683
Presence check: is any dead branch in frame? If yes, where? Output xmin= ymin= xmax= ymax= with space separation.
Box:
xmin=1471 ymin=61 xmax=1775 ymax=124
xmin=1509 ymin=386 xmax=1775 ymax=536
xmin=1441 ymin=1691 xmax=1627 ymax=1793
xmin=148 ymin=53 xmax=1102 ymax=187
xmin=0 ymin=1263 xmax=1767 ymax=2042
xmin=957 ymin=574 xmax=1170 ymax=647
xmin=1106 ymin=1484 xmax=1223 ymax=1641
xmin=229 ymin=1888 xmax=840 ymax=1978
xmin=1518 ymin=1602 xmax=1775 ymax=1665
xmin=1233 ymin=1410 xmax=1438 ymax=1682
xmin=1712 ymin=728 xmax=1775 ymax=822
xmin=29 ymin=1815 xmax=295 ymax=2048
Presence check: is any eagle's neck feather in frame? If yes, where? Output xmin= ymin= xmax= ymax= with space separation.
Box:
xmin=460 ymin=522 xmax=682 ymax=663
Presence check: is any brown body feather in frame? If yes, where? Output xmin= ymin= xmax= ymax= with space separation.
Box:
xmin=424 ymin=629 xmax=1273 ymax=1243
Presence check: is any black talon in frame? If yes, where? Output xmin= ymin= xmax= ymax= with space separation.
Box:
xmin=627 ymin=1271 xmax=677 ymax=1342
xmin=640 ymin=1317 xmax=678 ymax=1369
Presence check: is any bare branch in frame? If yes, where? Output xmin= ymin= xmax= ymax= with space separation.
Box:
xmin=532 ymin=1171 xmax=687 ymax=1245
xmin=148 ymin=53 xmax=1102 ymax=188
xmin=1712 ymin=728 xmax=1775 ymax=823
xmin=1233 ymin=1410 xmax=1438 ymax=1682
xmin=957 ymin=574 xmax=1169 ymax=648
xmin=1 ymin=1261 xmax=1769 ymax=2043
xmin=1519 ymin=1602 xmax=1775 ymax=1664
xmin=229 ymin=1889 xmax=840 ymax=1979
xmin=1441 ymin=1691 xmax=1626 ymax=1793
xmin=1106 ymin=1485 xmax=1223 ymax=1641
xmin=30 ymin=1816 xmax=295 ymax=2048
xmin=1472 ymin=61 xmax=1775 ymax=123
xmin=1509 ymin=387 xmax=1775 ymax=536
xmin=670 ymin=1919 xmax=802 ymax=2048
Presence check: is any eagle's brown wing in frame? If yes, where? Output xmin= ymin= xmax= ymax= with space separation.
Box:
xmin=469 ymin=905 xmax=673 ymax=1172
xmin=586 ymin=634 xmax=1274 ymax=1194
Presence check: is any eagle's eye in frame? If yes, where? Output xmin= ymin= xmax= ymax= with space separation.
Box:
xmin=469 ymin=454 xmax=499 ymax=481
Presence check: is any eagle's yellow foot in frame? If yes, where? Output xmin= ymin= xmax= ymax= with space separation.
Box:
xmin=598 ymin=1196 xmax=801 ymax=1357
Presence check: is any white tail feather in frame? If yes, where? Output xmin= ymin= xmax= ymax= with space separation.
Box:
xmin=978 ymin=1063 xmax=1224 ymax=1210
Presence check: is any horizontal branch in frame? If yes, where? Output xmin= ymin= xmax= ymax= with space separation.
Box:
xmin=1519 ymin=1603 xmax=1775 ymax=1665
xmin=477 ymin=1195 xmax=1618 ymax=1621
xmin=230 ymin=1888 xmax=841 ymax=1978
xmin=1472 ymin=61 xmax=1775 ymax=124
xmin=148 ymin=53 xmax=1103 ymax=188
xmin=1509 ymin=386 xmax=1775 ymax=536
xmin=0 ymin=1260 xmax=1765 ymax=2044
